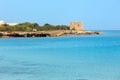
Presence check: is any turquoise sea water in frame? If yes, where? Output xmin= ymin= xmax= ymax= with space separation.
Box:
xmin=0 ymin=30 xmax=120 ymax=80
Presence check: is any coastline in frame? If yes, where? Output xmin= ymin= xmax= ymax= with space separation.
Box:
xmin=0 ymin=30 xmax=102 ymax=38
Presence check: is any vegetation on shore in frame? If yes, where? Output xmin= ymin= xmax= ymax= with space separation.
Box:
xmin=0 ymin=22 xmax=69 ymax=32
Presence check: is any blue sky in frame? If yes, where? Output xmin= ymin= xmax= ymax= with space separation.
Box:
xmin=0 ymin=0 xmax=120 ymax=30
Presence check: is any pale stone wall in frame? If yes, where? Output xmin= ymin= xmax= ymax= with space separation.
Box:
xmin=0 ymin=20 xmax=19 ymax=27
xmin=70 ymin=22 xmax=84 ymax=31
xmin=7 ymin=23 xmax=19 ymax=26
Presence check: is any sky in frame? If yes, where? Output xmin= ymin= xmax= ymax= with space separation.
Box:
xmin=0 ymin=0 xmax=120 ymax=30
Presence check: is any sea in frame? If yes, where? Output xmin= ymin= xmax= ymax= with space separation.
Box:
xmin=0 ymin=30 xmax=120 ymax=80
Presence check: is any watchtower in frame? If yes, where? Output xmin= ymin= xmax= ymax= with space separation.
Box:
xmin=70 ymin=22 xmax=84 ymax=31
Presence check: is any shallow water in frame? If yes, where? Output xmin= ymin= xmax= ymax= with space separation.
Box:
xmin=0 ymin=30 xmax=120 ymax=80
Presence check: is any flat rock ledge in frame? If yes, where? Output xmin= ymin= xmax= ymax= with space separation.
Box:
xmin=0 ymin=30 xmax=102 ymax=38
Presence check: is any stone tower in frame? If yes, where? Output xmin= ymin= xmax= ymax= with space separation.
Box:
xmin=70 ymin=22 xmax=84 ymax=31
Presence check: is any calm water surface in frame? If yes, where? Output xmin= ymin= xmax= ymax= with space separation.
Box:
xmin=0 ymin=30 xmax=120 ymax=80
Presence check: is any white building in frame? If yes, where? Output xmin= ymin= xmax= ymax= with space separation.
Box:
xmin=0 ymin=20 xmax=5 ymax=26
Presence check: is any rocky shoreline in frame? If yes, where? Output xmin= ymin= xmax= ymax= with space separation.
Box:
xmin=0 ymin=30 xmax=102 ymax=38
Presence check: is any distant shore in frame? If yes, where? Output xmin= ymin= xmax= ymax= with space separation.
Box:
xmin=0 ymin=22 xmax=102 ymax=38
xmin=0 ymin=30 xmax=102 ymax=38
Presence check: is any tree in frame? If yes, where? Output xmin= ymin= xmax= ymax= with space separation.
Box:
xmin=0 ymin=22 xmax=69 ymax=31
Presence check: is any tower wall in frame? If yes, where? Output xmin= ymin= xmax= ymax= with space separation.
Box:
xmin=70 ymin=22 xmax=84 ymax=31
